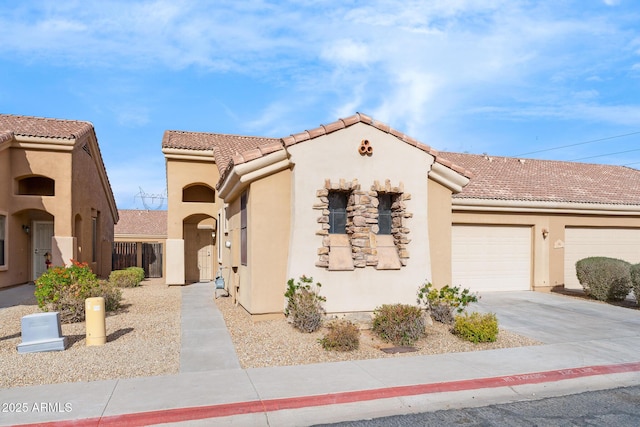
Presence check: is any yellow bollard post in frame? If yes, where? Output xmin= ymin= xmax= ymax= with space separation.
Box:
xmin=85 ymin=297 xmax=106 ymax=346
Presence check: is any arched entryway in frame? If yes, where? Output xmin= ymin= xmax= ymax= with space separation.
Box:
xmin=13 ymin=209 xmax=54 ymax=282
xmin=183 ymin=214 xmax=217 ymax=283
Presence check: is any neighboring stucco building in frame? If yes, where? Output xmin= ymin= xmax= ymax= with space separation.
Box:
xmin=113 ymin=209 xmax=167 ymax=278
xmin=444 ymin=152 xmax=640 ymax=292
xmin=0 ymin=114 xmax=118 ymax=289
xmin=162 ymin=112 xmax=640 ymax=319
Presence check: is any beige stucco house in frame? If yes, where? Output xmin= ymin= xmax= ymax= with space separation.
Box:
xmin=0 ymin=114 xmax=118 ymax=289
xmin=162 ymin=113 xmax=640 ymax=319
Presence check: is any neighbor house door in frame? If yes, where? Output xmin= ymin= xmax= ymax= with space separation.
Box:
xmin=33 ymin=221 xmax=54 ymax=280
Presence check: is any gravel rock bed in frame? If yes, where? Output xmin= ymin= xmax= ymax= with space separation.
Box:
xmin=1 ymin=281 xmax=542 ymax=390
xmin=215 ymin=296 xmax=542 ymax=369
xmin=0 ymin=278 xmax=180 ymax=389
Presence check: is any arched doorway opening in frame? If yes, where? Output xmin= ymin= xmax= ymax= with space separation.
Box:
xmin=183 ymin=214 xmax=217 ymax=283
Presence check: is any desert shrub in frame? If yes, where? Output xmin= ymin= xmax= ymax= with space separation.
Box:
xmin=575 ymin=257 xmax=631 ymax=301
xmin=319 ymin=320 xmax=360 ymax=351
xmin=631 ymin=264 xmax=640 ymax=305
xmin=35 ymin=260 xmax=122 ymax=323
xmin=372 ymin=304 xmax=425 ymax=346
xmin=109 ymin=269 xmax=142 ymax=288
xmin=284 ymin=275 xmax=326 ymax=333
xmin=417 ymin=281 xmax=478 ymax=324
xmin=92 ymin=280 xmax=123 ymax=312
xmin=453 ymin=312 xmax=499 ymax=343
xmin=127 ymin=266 xmax=146 ymax=283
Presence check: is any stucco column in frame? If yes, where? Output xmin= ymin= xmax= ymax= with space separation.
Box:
xmin=165 ymin=238 xmax=185 ymax=285
xmin=52 ymin=236 xmax=76 ymax=267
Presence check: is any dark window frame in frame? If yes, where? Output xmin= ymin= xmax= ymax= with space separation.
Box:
xmin=377 ymin=193 xmax=393 ymax=235
xmin=0 ymin=214 xmax=6 ymax=267
xmin=240 ymin=192 xmax=248 ymax=265
xmin=328 ymin=191 xmax=349 ymax=234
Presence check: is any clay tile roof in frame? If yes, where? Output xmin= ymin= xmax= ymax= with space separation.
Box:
xmin=0 ymin=114 xmax=93 ymax=140
xmin=0 ymin=131 xmax=13 ymax=144
xmin=115 ymin=210 xmax=167 ymax=236
xmin=162 ymin=130 xmax=281 ymax=175
xmin=441 ymin=152 xmax=640 ymax=205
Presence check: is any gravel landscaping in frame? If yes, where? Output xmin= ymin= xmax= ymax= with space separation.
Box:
xmin=0 ymin=278 xmax=181 ymax=388
xmin=215 ymin=295 xmax=541 ymax=369
xmin=1 ymin=280 xmax=541 ymax=389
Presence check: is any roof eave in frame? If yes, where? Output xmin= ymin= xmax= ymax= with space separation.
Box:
xmin=453 ymin=198 xmax=640 ymax=215
xmin=218 ymin=150 xmax=292 ymax=201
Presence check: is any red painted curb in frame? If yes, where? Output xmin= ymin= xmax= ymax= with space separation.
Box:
xmin=15 ymin=361 xmax=640 ymax=427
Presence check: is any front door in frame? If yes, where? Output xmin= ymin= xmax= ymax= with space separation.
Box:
xmin=184 ymin=223 xmax=214 ymax=283
xmin=33 ymin=221 xmax=54 ymax=280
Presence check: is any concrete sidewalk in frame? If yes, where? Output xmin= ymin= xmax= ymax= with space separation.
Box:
xmin=1 ymin=287 xmax=640 ymax=426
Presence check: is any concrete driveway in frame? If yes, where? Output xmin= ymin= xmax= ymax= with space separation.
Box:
xmin=475 ymin=290 xmax=640 ymax=362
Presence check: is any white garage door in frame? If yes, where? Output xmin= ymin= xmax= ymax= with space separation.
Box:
xmin=564 ymin=228 xmax=640 ymax=290
xmin=452 ymin=225 xmax=532 ymax=292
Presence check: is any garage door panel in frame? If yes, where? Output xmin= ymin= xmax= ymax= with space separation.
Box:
xmin=564 ymin=228 xmax=640 ymax=290
xmin=452 ymin=226 xmax=532 ymax=292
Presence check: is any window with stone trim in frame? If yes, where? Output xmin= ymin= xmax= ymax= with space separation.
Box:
xmin=316 ymin=179 xmax=411 ymax=270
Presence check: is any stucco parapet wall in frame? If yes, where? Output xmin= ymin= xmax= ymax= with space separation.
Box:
xmin=429 ymin=162 xmax=471 ymax=194
xmin=280 ymin=112 xmax=471 ymax=179
xmin=453 ymin=198 xmax=640 ymax=215
xmin=218 ymin=149 xmax=292 ymax=201
xmin=162 ymin=148 xmax=216 ymax=162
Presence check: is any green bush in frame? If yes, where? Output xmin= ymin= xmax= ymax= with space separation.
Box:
xmin=372 ymin=304 xmax=425 ymax=346
xmin=126 ymin=266 xmax=145 ymax=283
xmin=92 ymin=280 xmax=123 ymax=312
xmin=109 ymin=269 xmax=142 ymax=288
xmin=417 ymin=282 xmax=478 ymax=324
xmin=575 ymin=257 xmax=631 ymax=301
xmin=35 ymin=260 xmax=122 ymax=323
xmin=319 ymin=320 xmax=360 ymax=351
xmin=284 ymin=275 xmax=326 ymax=333
xmin=453 ymin=312 xmax=499 ymax=343
xmin=631 ymin=264 xmax=640 ymax=305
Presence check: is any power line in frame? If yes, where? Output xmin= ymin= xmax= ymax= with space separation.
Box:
xmin=570 ymin=147 xmax=640 ymax=162
xmin=513 ymin=130 xmax=640 ymax=157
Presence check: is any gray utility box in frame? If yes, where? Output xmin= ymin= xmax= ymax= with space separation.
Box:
xmin=17 ymin=312 xmax=68 ymax=354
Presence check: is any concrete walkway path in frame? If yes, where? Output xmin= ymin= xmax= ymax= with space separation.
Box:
xmin=180 ymin=281 xmax=240 ymax=372
xmin=1 ymin=288 xmax=640 ymax=426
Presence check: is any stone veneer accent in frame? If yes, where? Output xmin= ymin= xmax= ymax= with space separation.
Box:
xmin=315 ymin=178 xmax=412 ymax=269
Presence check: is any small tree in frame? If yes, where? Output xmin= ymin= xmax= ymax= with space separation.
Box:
xmin=417 ymin=281 xmax=478 ymax=324
xmin=284 ymin=275 xmax=326 ymax=333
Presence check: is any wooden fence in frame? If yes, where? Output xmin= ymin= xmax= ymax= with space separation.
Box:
xmin=112 ymin=242 xmax=163 ymax=278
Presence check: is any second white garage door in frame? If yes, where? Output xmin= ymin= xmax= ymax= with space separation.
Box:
xmin=564 ymin=227 xmax=640 ymax=290
xmin=452 ymin=225 xmax=532 ymax=292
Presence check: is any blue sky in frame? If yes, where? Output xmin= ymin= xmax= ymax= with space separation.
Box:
xmin=2 ymin=0 xmax=640 ymax=210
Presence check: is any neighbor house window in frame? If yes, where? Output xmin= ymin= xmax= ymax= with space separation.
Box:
xmin=378 ymin=193 xmax=393 ymax=235
xmin=91 ymin=214 xmax=98 ymax=263
xmin=17 ymin=176 xmax=55 ymax=196
xmin=240 ymin=192 xmax=247 ymax=265
xmin=328 ymin=191 xmax=348 ymax=234
xmin=182 ymin=184 xmax=215 ymax=203
xmin=0 ymin=214 xmax=6 ymax=267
